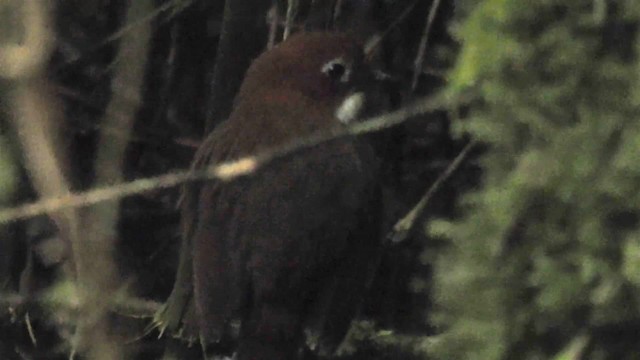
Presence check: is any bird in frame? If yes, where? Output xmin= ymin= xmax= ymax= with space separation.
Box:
xmin=157 ymin=32 xmax=382 ymax=360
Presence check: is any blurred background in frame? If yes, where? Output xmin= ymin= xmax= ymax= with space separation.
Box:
xmin=1 ymin=0 xmax=639 ymax=359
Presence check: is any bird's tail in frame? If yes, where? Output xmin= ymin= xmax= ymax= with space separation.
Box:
xmin=236 ymin=302 xmax=303 ymax=360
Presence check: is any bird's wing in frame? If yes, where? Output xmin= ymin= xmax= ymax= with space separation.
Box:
xmin=154 ymin=121 xmax=238 ymax=344
xmin=195 ymin=137 xmax=381 ymax=358
xmin=292 ymin=139 xmax=383 ymax=355
xmin=305 ymin=177 xmax=383 ymax=355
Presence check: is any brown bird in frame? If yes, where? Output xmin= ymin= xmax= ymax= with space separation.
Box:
xmin=158 ymin=32 xmax=382 ymax=360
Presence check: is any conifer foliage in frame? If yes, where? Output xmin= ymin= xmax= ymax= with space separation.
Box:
xmin=430 ymin=1 xmax=640 ymax=359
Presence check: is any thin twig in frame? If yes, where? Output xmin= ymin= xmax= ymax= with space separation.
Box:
xmin=283 ymin=0 xmax=298 ymax=40
xmin=0 ymin=92 xmax=475 ymax=224
xmin=25 ymin=312 xmax=37 ymax=346
xmin=387 ymin=139 xmax=477 ymax=244
xmin=365 ymin=0 xmax=419 ymax=59
xmin=410 ymin=0 xmax=444 ymax=92
xmin=267 ymin=2 xmax=280 ymax=49
xmin=0 ymin=292 xmax=160 ymax=320
xmin=101 ymin=0 xmax=188 ymax=45
xmin=52 ymin=0 xmax=193 ymax=73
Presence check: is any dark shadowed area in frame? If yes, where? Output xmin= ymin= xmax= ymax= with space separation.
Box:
xmin=2 ymin=0 xmax=639 ymax=359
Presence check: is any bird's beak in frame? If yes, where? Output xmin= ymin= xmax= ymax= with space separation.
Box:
xmin=372 ymin=69 xmax=398 ymax=83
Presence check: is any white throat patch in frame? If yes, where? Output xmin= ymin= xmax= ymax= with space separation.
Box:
xmin=335 ymin=92 xmax=366 ymax=124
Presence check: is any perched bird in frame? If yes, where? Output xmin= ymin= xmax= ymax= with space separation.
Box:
xmin=157 ymin=32 xmax=382 ymax=360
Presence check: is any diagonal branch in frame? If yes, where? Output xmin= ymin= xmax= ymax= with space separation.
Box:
xmin=283 ymin=0 xmax=299 ymax=40
xmin=387 ymin=139 xmax=477 ymax=244
xmin=410 ymin=0 xmax=444 ymax=92
xmin=365 ymin=0 xmax=419 ymax=59
xmin=0 ymin=91 xmax=475 ymax=225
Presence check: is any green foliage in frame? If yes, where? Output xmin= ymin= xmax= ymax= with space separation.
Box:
xmin=449 ymin=0 xmax=521 ymax=91
xmin=430 ymin=0 xmax=640 ymax=359
xmin=338 ymin=321 xmax=432 ymax=360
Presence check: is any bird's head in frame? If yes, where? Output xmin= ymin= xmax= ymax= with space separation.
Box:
xmin=230 ymin=32 xmax=372 ymax=140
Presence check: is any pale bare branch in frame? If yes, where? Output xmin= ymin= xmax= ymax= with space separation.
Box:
xmin=10 ymin=82 xmax=81 ymax=255
xmin=101 ymin=0 xmax=192 ymax=45
xmin=2 ymin=0 xmax=81 ymax=279
xmin=0 ymin=91 xmax=475 ymax=224
xmin=283 ymin=0 xmax=298 ymax=40
xmin=267 ymin=2 xmax=280 ymax=49
xmin=0 ymin=292 xmax=160 ymax=322
xmin=0 ymin=0 xmax=54 ymax=79
xmin=71 ymin=0 xmax=153 ymax=358
xmin=2 ymin=3 xmax=85 ymax=356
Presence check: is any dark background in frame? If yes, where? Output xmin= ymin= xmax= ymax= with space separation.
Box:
xmin=0 ymin=1 xmax=470 ymax=359
xmin=4 ymin=0 xmax=638 ymax=359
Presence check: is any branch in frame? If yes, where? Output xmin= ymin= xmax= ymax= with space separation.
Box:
xmin=0 ymin=91 xmax=475 ymax=224
xmin=387 ymin=139 xmax=477 ymax=244
xmin=410 ymin=0 xmax=444 ymax=92
xmin=2 ymin=0 xmax=82 ymax=285
xmin=338 ymin=320 xmax=433 ymax=357
xmin=70 ymin=0 xmax=153 ymax=358
xmin=100 ymin=0 xmax=192 ymax=45
xmin=0 ymin=292 xmax=160 ymax=322
xmin=283 ymin=0 xmax=298 ymax=40
xmin=52 ymin=0 xmax=194 ymax=73
xmin=0 ymin=0 xmax=54 ymax=79
xmin=365 ymin=0 xmax=419 ymax=59
xmin=267 ymin=2 xmax=280 ymax=49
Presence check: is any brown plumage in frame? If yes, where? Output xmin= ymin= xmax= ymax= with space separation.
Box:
xmin=159 ymin=32 xmax=382 ymax=360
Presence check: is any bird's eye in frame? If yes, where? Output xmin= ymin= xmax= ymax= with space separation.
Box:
xmin=326 ymin=62 xmax=345 ymax=79
xmin=322 ymin=58 xmax=350 ymax=83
